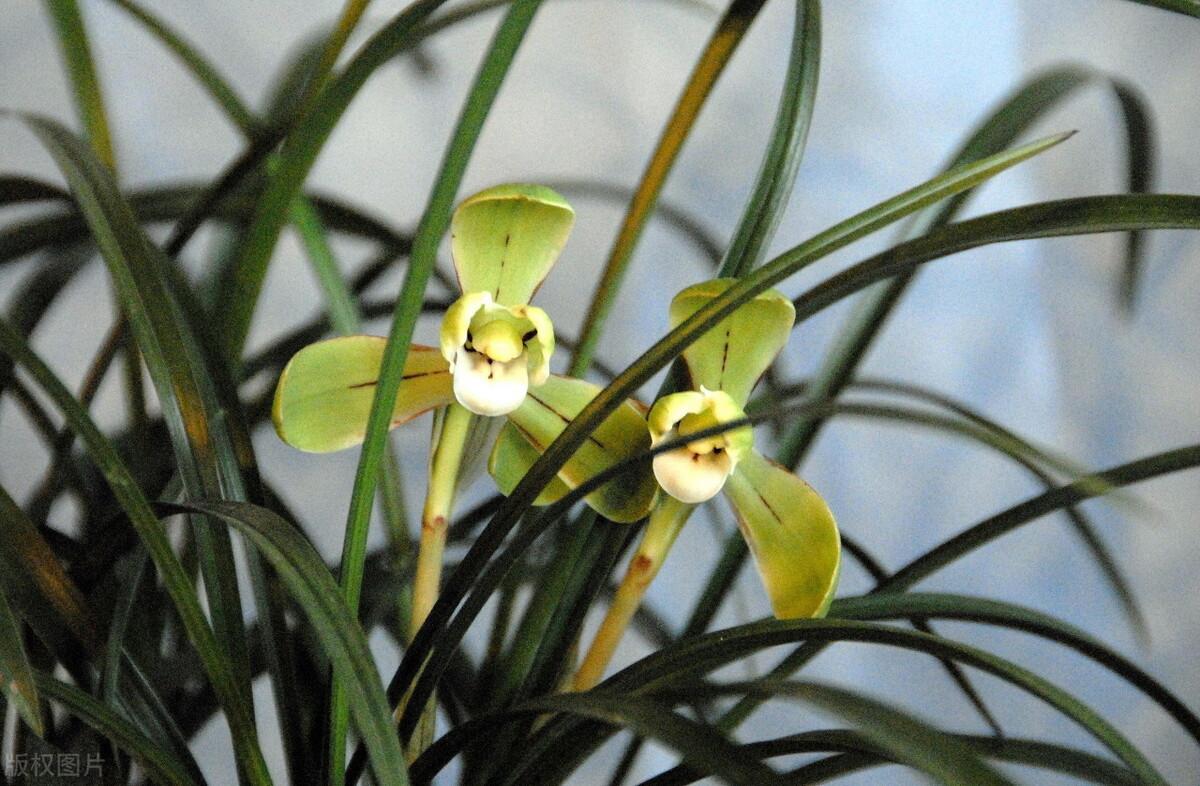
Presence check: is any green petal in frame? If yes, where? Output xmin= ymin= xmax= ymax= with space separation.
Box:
xmin=489 ymin=422 xmax=573 ymax=505
xmin=273 ymin=336 xmax=454 ymax=453
xmin=669 ymin=278 xmax=795 ymax=406
xmin=503 ymin=375 xmax=657 ymax=523
xmin=451 ymin=184 xmax=575 ymax=306
xmin=724 ymin=451 xmax=840 ymax=619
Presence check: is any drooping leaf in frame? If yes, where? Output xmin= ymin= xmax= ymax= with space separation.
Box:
xmin=724 ymin=452 xmax=839 ymax=619
xmin=36 ymin=673 xmax=204 ymax=786
xmin=669 ymin=279 xmax=795 ymax=405
xmin=272 ymin=336 xmax=453 ymax=453
xmin=503 ymin=375 xmax=658 ymax=523
xmin=166 ymin=500 xmax=410 ymax=786
xmin=0 ymin=587 xmax=42 ymax=736
xmin=451 ymin=183 xmax=575 ymax=305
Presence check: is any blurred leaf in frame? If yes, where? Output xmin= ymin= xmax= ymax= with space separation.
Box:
xmin=0 ymin=313 xmax=271 ymax=785
xmin=0 ymin=174 xmax=71 ymax=205
xmin=166 ymin=500 xmax=410 ymax=786
xmin=42 ymin=0 xmax=117 ymax=169
xmin=569 ymin=0 xmax=769 ymax=374
xmin=36 ymin=673 xmax=205 ymax=786
xmin=0 ymin=586 xmax=42 ymax=737
xmin=1124 ymin=0 xmax=1200 ymax=18
xmin=644 ymin=730 xmax=1142 ymax=786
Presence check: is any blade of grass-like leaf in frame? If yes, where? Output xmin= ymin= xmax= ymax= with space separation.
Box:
xmin=717 ymin=0 xmax=819 ymax=279
xmin=340 ymin=0 xmax=546 ymax=770
xmin=686 ymin=681 xmax=1016 ymax=786
xmin=413 ymin=692 xmax=789 ymax=786
xmin=0 ymin=174 xmax=71 ymax=205
xmin=164 ymin=499 xmax=409 ymax=786
xmin=643 ymin=729 xmax=1141 ymax=786
xmin=1111 ymin=80 xmax=1155 ymax=311
xmin=106 ymin=0 xmax=261 ymax=135
xmin=0 ymin=315 xmax=271 ymax=786
xmin=829 ymin=592 xmax=1200 ymax=744
xmin=35 ymin=673 xmax=204 ymax=786
xmin=722 ymin=443 xmax=1200 ymax=729
xmin=0 ymin=485 xmax=98 ymax=653
xmin=388 ymin=132 xmax=1075 ymax=733
xmin=568 ymin=0 xmax=768 ymax=375
xmin=18 ymin=112 xmax=264 ymax=750
xmin=844 ymin=377 xmax=1147 ymax=641
xmin=1123 ymin=0 xmax=1200 ymax=17
xmin=602 ymin=622 xmax=1165 ymax=785
xmin=42 ymin=0 xmax=117 ymax=170
xmin=0 ymin=586 xmax=42 ymax=737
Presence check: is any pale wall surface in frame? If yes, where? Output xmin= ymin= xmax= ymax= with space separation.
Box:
xmin=1 ymin=1 xmax=1198 ymax=783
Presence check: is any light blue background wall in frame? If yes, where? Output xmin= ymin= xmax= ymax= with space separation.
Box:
xmin=2 ymin=1 xmax=1198 ymax=783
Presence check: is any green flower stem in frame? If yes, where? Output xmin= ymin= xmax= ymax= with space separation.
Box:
xmin=413 ymin=402 xmax=475 ymax=632
xmin=572 ymin=497 xmax=694 ymax=691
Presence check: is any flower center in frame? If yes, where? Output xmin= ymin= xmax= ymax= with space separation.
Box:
xmin=648 ymin=388 xmax=752 ymax=504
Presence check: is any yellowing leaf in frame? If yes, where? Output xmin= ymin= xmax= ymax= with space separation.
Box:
xmin=272 ymin=336 xmax=454 ymax=453
xmin=451 ymin=184 xmax=575 ymax=306
xmin=724 ymin=451 xmax=840 ymax=619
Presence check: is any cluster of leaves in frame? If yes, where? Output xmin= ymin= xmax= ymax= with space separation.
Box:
xmin=2 ymin=1 xmax=1199 ymax=785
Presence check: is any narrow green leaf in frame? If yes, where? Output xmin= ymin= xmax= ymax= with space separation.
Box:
xmin=569 ymin=0 xmax=768 ymax=374
xmin=1122 ymin=0 xmax=1200 ymax=18
xmin=0 ymin=587 xmax=42 ymax=737
xmin=0 ymin=316 xmax=271 ymax=786
xmin=717 ymin=0 xmax=820 ymax=278
xmin=18 ymin=113 xmax=264 ymax=757
xmin=697 ymin=681 xmax=1016 ymax=786
xmin=166 ymin=500 xmax=410 ymax=786
xmin=42 ymin=0 xmax=117 ymax=170
xmin=644 ymin=730 xmax=1142 ymax=786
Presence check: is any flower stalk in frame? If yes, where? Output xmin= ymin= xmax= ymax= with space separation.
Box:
xmin=412 ymin=401 xmax=475 ymax=635
xmin=572 ymin=496 xmax=694 ymax=691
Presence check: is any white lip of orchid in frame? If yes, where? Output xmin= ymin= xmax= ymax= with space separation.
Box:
xmin=652 ymin=429 xmax=734 ymax=504
xmin=452 ymin=346 xmax=529 ymax=417
xmin=442 ymin=292 xmax=557 ymax=416
xmin=647 ymin=386 xmax=751 ymax=504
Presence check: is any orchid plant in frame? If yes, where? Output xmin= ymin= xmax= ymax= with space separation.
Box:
xmin=4 ymin=2 xmax=1198 ymax=785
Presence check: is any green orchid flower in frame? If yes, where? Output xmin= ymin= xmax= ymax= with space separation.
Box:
xmin=572 ymin=279 xmax=841 ymax=690
xmin=271 ymin=183 xmax=656 ymax=525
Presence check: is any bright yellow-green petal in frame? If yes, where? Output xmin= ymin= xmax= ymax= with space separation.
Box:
xmin=669 ymin=278 xmax=795 ymax=406
xmin=451 ymin=184 xmax=575 ymax=306
xmin=648 ymin=391 xmax=707 ymax=442
xmin=441 ymin=291 xmax=494 ymax=363
xmin=514 ymin=304 xmax=555 ymax=385
xmin=504 ymin=375 xmax=656 ymax=523
xmin=724 ymin=452 xmax=840 ymax=619
xmin=273 ymin=336 xmax=454 ymax=453
xmin=488 ymin=421 xmax=572 ymax=505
